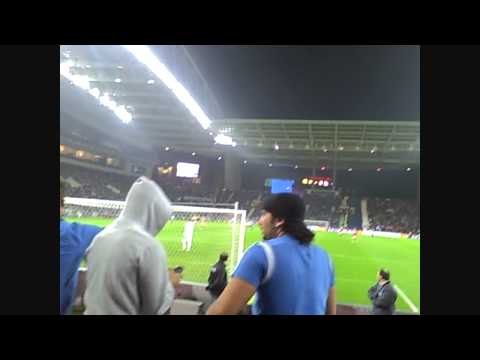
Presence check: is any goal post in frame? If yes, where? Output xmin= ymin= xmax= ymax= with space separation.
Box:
xmin=64 ymin=197 xmax=247 ymax=283
xmin=304 ymin=219 xmax=330 ymax=232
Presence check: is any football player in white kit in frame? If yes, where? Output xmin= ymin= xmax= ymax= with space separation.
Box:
xmin=182 ymin=216 xmax=198 ymax=251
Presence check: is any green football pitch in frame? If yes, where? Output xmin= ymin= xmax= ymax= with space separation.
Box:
xmin=69 ymin=217 xmax=420 ymax=313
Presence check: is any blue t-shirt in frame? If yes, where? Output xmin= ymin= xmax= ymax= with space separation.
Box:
xmin=60 ymin=219 xmax=103 ymax=314
xmin=233 ymin=234 xmax=335 ymax=315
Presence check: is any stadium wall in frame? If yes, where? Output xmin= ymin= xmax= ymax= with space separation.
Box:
xmin=72 ymin=269 xmax=416 ymax=315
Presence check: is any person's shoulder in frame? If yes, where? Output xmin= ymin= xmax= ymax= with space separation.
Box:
xmin=310 ymin=242 xmax=332 ymax=259
xmin=242 ymin=242 xmax=268 ymax=260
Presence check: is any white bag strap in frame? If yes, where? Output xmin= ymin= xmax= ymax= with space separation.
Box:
xmin=258 ymin=242 xmax=275 ymax=285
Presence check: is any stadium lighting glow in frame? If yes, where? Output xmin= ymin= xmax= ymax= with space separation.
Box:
xmin=192 ymin=152 xmax=196 ymax=156
xmin=114 ymin=105 xmax=132 ymax=123
xmin=165 ymin=146 xmax=170 ymax=151
xmin=88 ymin=87 xmax=100 ymax=98
xmin=209 ymin=132 xmax=213 ymax=136
xmin=214 ymin=134 xmax=236 ymax=146
xmin=274 ymin=143 xmax=279 ymax=151
xmin=123 ymin=45 xmax=212 ymax=130
xmin=60 ymin=60 xmax=132 ymax=124
xmin=147 ymin=79 xmax=155 ymax=84
xmin=217 ymin=156 xmax=222 ymax=160
xmin=406 ymin=167 xmax=411 ymax=172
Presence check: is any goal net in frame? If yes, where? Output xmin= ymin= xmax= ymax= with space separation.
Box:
xmin=304 ymin=219 xmax=330 ymax=232
xmin=64 ymin=197 xmax=247 ymax=284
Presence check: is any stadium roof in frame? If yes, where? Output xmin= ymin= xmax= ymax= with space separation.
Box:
xmin=60 ymin=45 xmax=419 ymax=170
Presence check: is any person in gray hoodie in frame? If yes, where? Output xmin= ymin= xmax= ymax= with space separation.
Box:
xmin=84 ymin=176 xmax=175 ymax=315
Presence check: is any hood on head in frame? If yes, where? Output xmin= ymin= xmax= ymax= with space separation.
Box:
xmin=120 ymin=177 xmax=173 ymax=237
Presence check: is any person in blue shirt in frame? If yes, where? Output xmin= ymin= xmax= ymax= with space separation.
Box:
xmin=207 ymin=193 xmax=336 ymax=315
xmin=60 ymin=180 xmax=103 ymax=315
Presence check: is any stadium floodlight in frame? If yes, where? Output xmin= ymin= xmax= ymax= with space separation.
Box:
xmin=114 ymin=105 xmax=132 ymax=124
xmin=60 ymin=60 xmax=132 ymax=124
xmin=215 ymin=134 xmax=236 ymax=146
xmin=88 ymin=87 xmax=100 ymax=98
xmin=123 ymin=45 xmax=212 ymax=130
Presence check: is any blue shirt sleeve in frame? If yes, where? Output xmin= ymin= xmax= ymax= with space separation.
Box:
xmin=232 ymin=244 xmax=268 ymax=288
xmin=71 ymin=222 xmax=103 ymax=254
xmin=329 ymin=255 xmax=335 ymax=287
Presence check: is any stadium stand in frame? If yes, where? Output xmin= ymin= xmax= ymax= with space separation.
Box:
xmin=367 ymin=197 xmax=419 ymax=234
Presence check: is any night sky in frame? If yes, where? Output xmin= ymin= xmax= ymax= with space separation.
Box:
xmin=187 ymin=45 xmax=420 ymax=121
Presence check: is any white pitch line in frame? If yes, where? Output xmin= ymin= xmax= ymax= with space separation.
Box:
xmin=394 ymin=285 xmax=419 ymax=313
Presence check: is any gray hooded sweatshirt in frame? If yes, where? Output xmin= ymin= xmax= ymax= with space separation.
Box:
xmin=84 ymin=177 xmax=174 ymax=315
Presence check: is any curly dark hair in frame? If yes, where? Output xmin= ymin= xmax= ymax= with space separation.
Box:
xmin=263 ymin=193 xmax=314 ymax=245
xmin=379 ymin=268 xmax=390 ymax=281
